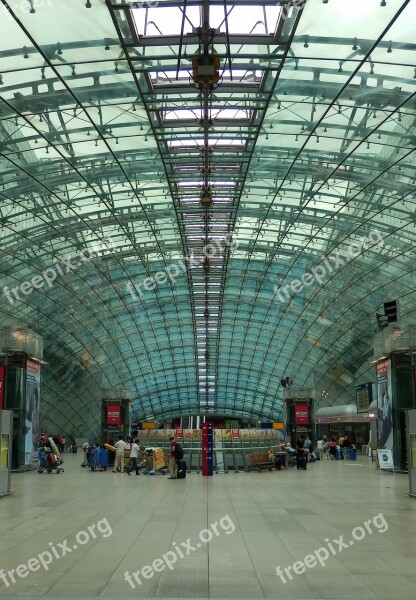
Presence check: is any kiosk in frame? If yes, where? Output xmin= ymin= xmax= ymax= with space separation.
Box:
xmin=0 ymin=327 xmax=43 ymax=471
xmin=101 ymin=388 xmax=132 ymax=442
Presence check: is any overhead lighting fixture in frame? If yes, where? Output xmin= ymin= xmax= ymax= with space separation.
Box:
xmin=200 ymin=188 xmax=213 ymax=208
xmin=29 ymin=356 xmax=48 ymax=365
xmin=192 ymin=53 xmax=221 ymax=86
xmin=370 ymin=355 xmax=388 ymax=364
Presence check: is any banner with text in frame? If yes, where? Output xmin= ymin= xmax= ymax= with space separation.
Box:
xmin=106 ymin=405 xmax=121 ymax=425
xmin=295 ymin=404 xmax=309 ymax=425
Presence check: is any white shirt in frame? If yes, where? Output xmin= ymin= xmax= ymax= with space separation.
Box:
xmin=114 ymin=440 xmax=127 ymax=454
xmin=317 ymin=440 xmax=324 ymax=450
xmin=130 ymin=443 xmax=139 ymax=458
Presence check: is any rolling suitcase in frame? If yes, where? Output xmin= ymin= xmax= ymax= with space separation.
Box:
xmin=177 ymin=460 xmax=187 ymax=479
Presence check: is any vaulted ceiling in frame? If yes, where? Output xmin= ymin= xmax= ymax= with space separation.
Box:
xmin=0 ymin=0 xmax=415 ymax=427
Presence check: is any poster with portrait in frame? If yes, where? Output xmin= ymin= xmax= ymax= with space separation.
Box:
xmin=376 ymin=359 xmax=393 ymax=452
xmin=26 ymin=360 xmax=41 ymax=465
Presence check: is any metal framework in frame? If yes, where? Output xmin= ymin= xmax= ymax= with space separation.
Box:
xmin=0 ymin=0 xmax=415 ymax=435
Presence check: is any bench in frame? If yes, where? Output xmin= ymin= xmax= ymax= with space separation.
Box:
xmin=248 ymin=452 xmax=286 ymax=472
xmin=287 ymin=453 xmax=297 ymax=467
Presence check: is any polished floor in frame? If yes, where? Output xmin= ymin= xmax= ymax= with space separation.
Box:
xmin=0 ymin=453 xmax=416 ymax=600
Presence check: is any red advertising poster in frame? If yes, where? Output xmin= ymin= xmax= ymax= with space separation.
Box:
xmin=295 ymin=404 xmax=309 ymax=425
xmin=0 ymin=366 xmax=4 ymax=409
xmin=175 ymin=429 xmax=183 ymax=440
xmin=232 ymin=429 xmax=240 ymax=440
xmin=107 ymin=405 xmax=121 ymax=425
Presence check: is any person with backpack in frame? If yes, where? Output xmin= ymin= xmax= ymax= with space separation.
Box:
xmin=168 ymin=436 xmax=178 ymax=479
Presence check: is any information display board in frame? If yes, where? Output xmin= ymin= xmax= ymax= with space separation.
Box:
xmin=356 ymin=382 xmax=373 ymax=413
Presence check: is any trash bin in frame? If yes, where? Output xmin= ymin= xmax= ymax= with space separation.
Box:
xmin=349 ymin=448 xmax=356 ymax=460
xmin=72 ymin=446 xmax=77 ymax=453
xmin=335 ymin=449 xmax=341 ymax=460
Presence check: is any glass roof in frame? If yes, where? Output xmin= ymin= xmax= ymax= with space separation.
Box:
xmin=0 ymin=0 xmax=415 ymax=435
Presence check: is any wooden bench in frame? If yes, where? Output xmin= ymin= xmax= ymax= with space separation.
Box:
xmin=248 ymin=452 xmax=286 ymax=472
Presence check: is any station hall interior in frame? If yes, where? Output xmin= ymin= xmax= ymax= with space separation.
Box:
xmin=1 ymin=0 xmax=416 ymax=599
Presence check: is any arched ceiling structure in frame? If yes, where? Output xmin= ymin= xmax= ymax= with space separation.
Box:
xmin=0 ymin=0 xmax=415 ymax=426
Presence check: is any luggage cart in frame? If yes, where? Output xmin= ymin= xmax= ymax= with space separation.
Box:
xmin=143 ymin=447 xmax=168 ymax=475
xmin=37 ymin=447 xmax=64 ymax=474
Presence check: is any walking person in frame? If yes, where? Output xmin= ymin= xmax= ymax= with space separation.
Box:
xmin=168 ymin=436 xmax=178 ymax=479
xmin=329 ymin=438 xmax=337 ymax=460
xmin=342 ymin=435 xmax=352 ymax=460
xmin=112 ymin=435 xmax=127 ymax=473
xmin=127 ymin=439 xmax=141 ymax=475
xmin=82 ymin=440 xmax=89 ymax=466
xmin=338 ymin=434 xmax=345 ymax=459
xmin=317 ymin=437 xmax=324 ymax=459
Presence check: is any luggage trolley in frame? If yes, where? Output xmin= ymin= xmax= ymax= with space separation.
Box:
xmin=88 ymin=445 xmax=109 ymax=471
xmin=143 ymin=447 xmax=168 ymax=475
xmin=37 ymin=446 xmax=64 ymax=474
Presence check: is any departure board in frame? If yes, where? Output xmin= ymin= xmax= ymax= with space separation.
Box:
xmin=356 ymin=382 xmax=373 ymax=413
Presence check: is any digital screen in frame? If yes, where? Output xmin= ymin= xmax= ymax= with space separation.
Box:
xmin=356 ymin=382 xmax=373 ymax=413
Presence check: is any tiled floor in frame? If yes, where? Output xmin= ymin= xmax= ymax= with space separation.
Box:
xmin=1 ymin=453 xmax=416 ymax=599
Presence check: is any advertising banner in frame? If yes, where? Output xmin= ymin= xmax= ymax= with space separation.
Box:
xmin=232 ymin=429 xmax=240 ymax=440
xmin=377 ymin=449 xmax=394 ymax=470
xmin=175 ymin=429 xmax=183 ymax=440
xmin=26 ymin=360 xmax=41 ymax=465
xmin=183 ymin=429 xmax=194 ymax=441
xmin=377 ymin=359 xmax=393 ymax=452
xmin=295 ymin=404 xmax=309 ymax=425
xmin=106 ymin=405 xmax=121 ymax=425
xmin=0 ymin=366 xmax=4 ymax=410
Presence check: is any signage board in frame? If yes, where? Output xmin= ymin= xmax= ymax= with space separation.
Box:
xmin=377 ymin=449 xmax=394 ymax=470
xmin=106 ymin=405 xmax=121 ymax=425
xmin=295 ymin=404 xmax=309 ymax=425
xmin=356 ymin=382 xmax=373 ymax=413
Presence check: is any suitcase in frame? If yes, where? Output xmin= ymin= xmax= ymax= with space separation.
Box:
xmin=177 ymin=460 xmax=187 ymax=479
xmin=47 ymin=453 xmax=57 ymax=466
xmin=314 ymin=449 xmax=320 ymax=460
